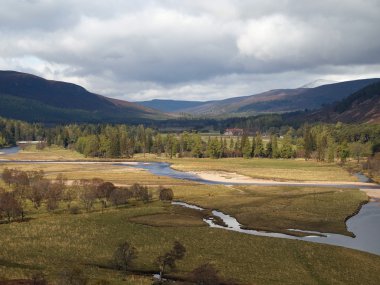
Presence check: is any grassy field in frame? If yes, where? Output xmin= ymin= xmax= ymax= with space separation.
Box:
xmin=7 ymin=145 xmax=85 ymax=160
xmin=159 ymin=157 xmax=357 ymax=182
xmin=0 ymin=202 xmax=380 ymax=285
xmin=4 ymin=146 xmax=357 ymax=182
xmin=0 ymin=146 xmax=378 ymax=284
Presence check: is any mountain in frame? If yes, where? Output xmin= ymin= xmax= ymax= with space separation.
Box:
xmin=175 ymin=78 xmax=380 ymax=116
xmin=304 ymin=81 xmax=380 ymax=123
xmin=136 ymin=99 xmax=205 ymax=113
xmin=0 ymin=71 xmax=167 ymax=123
xmin=299 ymin=79 xmax=338 ymax=88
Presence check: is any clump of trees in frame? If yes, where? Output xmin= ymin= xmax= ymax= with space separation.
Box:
xmin=0 ymin=168 xmax=156 ymax=223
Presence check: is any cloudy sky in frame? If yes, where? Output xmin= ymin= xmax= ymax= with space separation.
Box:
xmin=1 ymin=0 xmax=380 ymax=101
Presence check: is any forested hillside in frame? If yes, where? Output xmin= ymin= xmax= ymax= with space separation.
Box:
xmin=0 ymin=71 xmax=166 ymax=123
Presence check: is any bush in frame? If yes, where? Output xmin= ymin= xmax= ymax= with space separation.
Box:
xmin=158 ymin=187 xmax=174 ymax=201
xmin=191 ymin=263 xmax=221 ymax=285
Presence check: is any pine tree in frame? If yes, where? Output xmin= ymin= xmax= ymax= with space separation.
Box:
xmin=242 ymin=139 xmax=252 ymax=159
xmin=254 ymin=133 xmax=264 ymax=158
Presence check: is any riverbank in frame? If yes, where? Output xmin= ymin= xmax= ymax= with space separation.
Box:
xmin=190 ymin=170 xmax=378 ymax=187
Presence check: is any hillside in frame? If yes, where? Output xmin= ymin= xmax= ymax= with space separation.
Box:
xmin=306 ymin=81 xmax=380 ymax=123
xmin=0 ymin=71 xmax=166 ymax=123
xmin=163 ymin=78 xmax=380 ymax=116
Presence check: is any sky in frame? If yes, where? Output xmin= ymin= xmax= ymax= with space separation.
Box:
xmin=1 ymin=0 xmax=380 ymax=102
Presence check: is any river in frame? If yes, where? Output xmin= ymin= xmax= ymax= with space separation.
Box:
xmin=1 ymin=148 xmax=379 ymax=255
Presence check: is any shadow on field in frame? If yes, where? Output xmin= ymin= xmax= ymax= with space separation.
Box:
xmin=0 ymin=259 xmax=41 ymax=271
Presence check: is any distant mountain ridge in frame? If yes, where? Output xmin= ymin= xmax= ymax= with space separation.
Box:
xmin=136 ymin=99 xmax=205 ymax=112
xmin=141 ymin=78 xmax=380 ymax=116
xmin=1 ymin=70 xmax=379 ymax=124
xmin=299 ymin=79 xmax=338 ymax=88
xmin=0 ymin=71 xmax=167 ymax=123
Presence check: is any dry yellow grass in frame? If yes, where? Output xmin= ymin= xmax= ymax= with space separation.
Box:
xmin=164 ymin=157 xmax=357 ymax=182
xmin=5 ymin=145 xmax=85 ymax=160
xmin=0 ymin=163 xmax=196 ymax=186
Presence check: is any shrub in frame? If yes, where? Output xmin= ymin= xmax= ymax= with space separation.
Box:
xmin=158 ymin=187 xmax=174 ymax=201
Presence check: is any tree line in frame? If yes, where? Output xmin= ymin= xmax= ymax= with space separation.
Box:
xmin=1 ymin=117 xmax=379 ymax=162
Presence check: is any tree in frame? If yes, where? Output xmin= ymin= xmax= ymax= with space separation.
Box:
xmin=28 ymin=178 xmax=50 ymax=209
xmin=254 ymin=133 xmax=264 ymax=158
xmin=303 ymin=124 xmax=314 ymax=160
xmin=97 ymin=182 xmax=116 ymax=208
xmin=191 ymin=134 xmax=203 ymax=158
xmin=191 ymin=263 xmax=221 ymax=285
xmin=156 ymin=241 xmax=186 ymax=281
xmin=159 ymin=187 xmax=174 ymax=201
xmin=110 ymin=187 xmax=131 ymax=207
xmin=131 ymin=183 xmax=151 ymax=203
xmin=0 ymin=192 xmax=23 ymax=222
xmin=113 ymin=241 xmax=138 ymax=274
xmin=280 ymin=131 xmax=294 ymax=159
xmin=242 ymin=138 xmax=252 ymax=159
xmin=316 ymin=129 xmax=329 ymax=161
xmin=207 ymin=137 xmax=221 ymax=159
xmin=79 ymin=179 xmax=97 ymax=212
xmin=349 ymin=142 xmax=370 ymax=163
xmin=337 ymin=142 xmax=350 ymax=164
xmin=45 ymin=182 xmax=64 ymax=211
xmin=327 ymin=137 xmax=336 ymax=163
xmin=63 ymin=186 xmax=78 ymax=209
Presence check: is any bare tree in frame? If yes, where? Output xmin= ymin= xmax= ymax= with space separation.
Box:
xmin=63 ymin=186 xmax=78 ymax=209
xmin=0 ymin=192 xmax=23 ymax=223
xmin=97 ymin=182 xmax=115 ymax=209
xmin=110 ymin=187 xmax=132 ymax=207
xmin=113 ymin=241 xmax=138 ymax=275
xmin=45 ymin=182 xmax=64 ymax=211
xmin=28 ymin=179 xmax=50 ymax=209
xmin=131 ymin=183 xmax=151 ymax=203
xmin=79 ymin=179 xmax=97 ymax=212
xmin=156 ymin=241 xmax=186 ymax=281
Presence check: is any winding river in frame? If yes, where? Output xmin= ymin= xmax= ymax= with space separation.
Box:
xmin=1 ymin=148 xmax=380 ymax=255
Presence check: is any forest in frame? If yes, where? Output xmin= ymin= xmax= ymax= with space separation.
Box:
xmin=1 ymin=116 xmax=379 ymax=161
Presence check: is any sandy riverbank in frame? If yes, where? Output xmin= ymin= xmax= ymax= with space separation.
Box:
xmin=190 ymin=170 xmax=378 ymax=186
xmin=190 ymin=170 xmax=380 ymax=197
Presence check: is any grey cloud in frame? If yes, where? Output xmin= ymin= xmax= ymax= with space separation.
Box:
xmin=0 ymin=0 xmax=379 ymax=100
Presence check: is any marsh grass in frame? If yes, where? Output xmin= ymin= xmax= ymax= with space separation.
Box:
xmin=171 ymin=184 xmax=368 ymax=236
